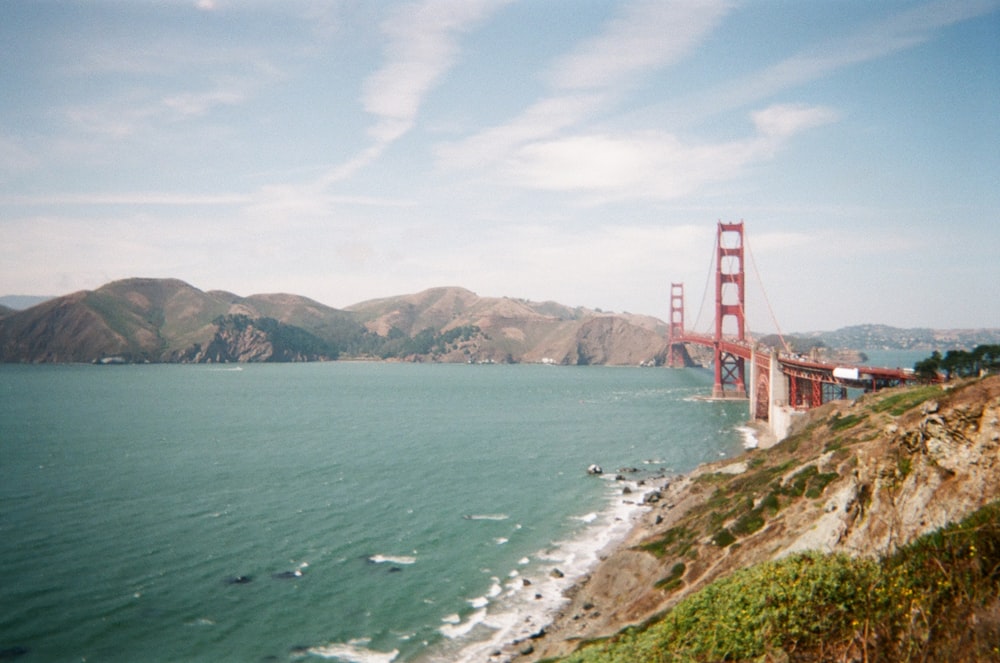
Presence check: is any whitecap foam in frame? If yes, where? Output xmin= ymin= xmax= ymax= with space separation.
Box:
xmin=439 ymin=609 xmax=487 ymax=639
xmin=422 ymin=477 xmax=649 ymax=662
xmin=494 ymin=537 xmax=508 ymax=545
xmin=368 ymin=554 xmax=416 ymax=565
xmin=307 ymin=640 xmax=398 ymax=663
xmin=463 ymin=513 xmax=509 ymax=521
xmin=736 ymin=425 xmax=759 ymax=449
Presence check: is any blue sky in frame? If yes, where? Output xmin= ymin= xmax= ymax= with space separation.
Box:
xmin=1 ymin=0 xmax=998 ymax=333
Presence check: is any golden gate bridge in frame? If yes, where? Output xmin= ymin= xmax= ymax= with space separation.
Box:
xmin=667 ymin=221 xmax=919 ymax=439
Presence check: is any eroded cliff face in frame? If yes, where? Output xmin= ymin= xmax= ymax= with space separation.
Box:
xmin=174 ymin=317 xmax=331 ymax=363
xmin=196 ymin=323 xmax=278 ymax=362
xmin=524 ymin=376 xmax=1000 ymax=662
xmin=833 ymin=378 xmax=1000 ymax=556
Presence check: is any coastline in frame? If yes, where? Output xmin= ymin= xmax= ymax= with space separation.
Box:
xmin=508 ymin=420 xmax=779 ymax=662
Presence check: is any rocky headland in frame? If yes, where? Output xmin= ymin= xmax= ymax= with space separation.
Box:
xmin=507 ymin=375 xmax=1000 ymax=662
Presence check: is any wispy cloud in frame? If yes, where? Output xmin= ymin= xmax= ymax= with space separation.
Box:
xmin=685 ymin=0 xmax=1000 ymax=120
xmin=751 ymin=104 xmax=840 ymax=139
xmin=547 ymin=0 xmax=733 ymax=90
xmin=0 ymin=192 xmax=251 ymax=206
xmin=436 ymin=0 xmax=732 ymax=172
xmin=162 ymin=87 xmax=248 ymax=117
xmin=321 ymin=0 xmax=510 ymax=184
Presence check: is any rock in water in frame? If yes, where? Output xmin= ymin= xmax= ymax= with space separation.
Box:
xmin=587 ymin=464 xmax=603 ymax=475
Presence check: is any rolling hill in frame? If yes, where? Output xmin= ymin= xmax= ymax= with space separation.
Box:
xmin=0 ymin=278 xmax=672 ymax=365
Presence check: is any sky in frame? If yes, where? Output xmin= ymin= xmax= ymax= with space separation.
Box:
xmin=1 ymin=0 xmax=998 ymax=334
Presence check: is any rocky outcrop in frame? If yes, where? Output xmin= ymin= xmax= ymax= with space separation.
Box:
xmin=177 ymin=314 xmax=337 ymax=363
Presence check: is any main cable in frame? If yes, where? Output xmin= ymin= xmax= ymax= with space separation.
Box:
xmin=744 ymin=232 xmax=790 ymax=353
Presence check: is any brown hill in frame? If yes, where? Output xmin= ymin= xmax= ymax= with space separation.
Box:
xmin=346 ymin=286 xmax=669 ymax=365
xmin=0 ymin=278 xmax=358 ymax=363
xmin=0 ymin=279 xmax=671 ymax=365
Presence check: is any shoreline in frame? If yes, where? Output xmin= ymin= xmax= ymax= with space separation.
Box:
xmin=508 ymin=420 xmax=779 ymax=662
xmin=437 ymin=471 xmax=658 ymax=663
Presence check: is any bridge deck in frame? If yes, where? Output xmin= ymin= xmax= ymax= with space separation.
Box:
xmin=670 ymin=333 xmax=915 ymax=387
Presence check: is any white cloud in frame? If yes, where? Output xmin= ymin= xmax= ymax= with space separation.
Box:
xmin=751 ymin=104 xmax=840 ymax=139
xmin=0 ymin=192 xmax=250 ymax=206
xmin=162 ymin=88 xmax=247 ymax=117
xmin=504 ymin=103 xmax=838 ymax=202
xmin=347 ymin=0 xmax=510 ymax=164
xmin=435 ymin=93 xmax=609 ymax=169
xmin=548 ymin=0 xmax=732 ymax=90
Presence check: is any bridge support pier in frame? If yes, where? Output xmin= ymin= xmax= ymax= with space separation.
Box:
xmin=767 ymin=350 xmax=801 ymax=441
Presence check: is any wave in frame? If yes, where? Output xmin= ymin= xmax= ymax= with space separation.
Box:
xmin=367 ymin=554 xmax=416 ymax=565
xmin=736 ymin=425 xmax=759 ymax=449
xmin=306 ymin=639 xmax=398 ymax=663
xmin=420 ymin=477 xmax=653 ymax=662
xmin=462 ymin=513 xmax=510 ymax=521
xmin=439 ymin=608 xmax=487 ymax=639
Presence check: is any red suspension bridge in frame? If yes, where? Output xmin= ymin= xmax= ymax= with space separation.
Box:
xmin=667 ymin=221 xmax=919 ymax=439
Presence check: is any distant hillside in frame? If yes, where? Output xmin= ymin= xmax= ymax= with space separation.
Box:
xmin=346 ymin=287 xmax=669 ymax=365
xmin=0 ymin=278 xmax=363 ymax=364
xmin=796 ymin=324 xmax=1000 ymax=351
xmin=0 ymin=279 xmax=670 ymax=365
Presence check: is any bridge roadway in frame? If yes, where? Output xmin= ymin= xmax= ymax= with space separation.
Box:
xmin=672 ymin=331 xmax=917 ymax=400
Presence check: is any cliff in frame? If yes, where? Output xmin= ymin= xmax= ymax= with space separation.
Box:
xmin=519 ymin=375 xmax=1000 ymax=662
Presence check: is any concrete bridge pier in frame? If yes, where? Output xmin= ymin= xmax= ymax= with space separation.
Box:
xmin=765 ymin=349 xmax=803 ymax=441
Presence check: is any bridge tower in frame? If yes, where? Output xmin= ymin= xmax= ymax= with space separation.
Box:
xmin=667 ymin=282 xmax=687 ymax=367
xmin=712 ymin=221 xmax=747 ymax=398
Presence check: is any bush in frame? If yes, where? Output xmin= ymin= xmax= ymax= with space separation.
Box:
xmin=562 ymin=502 xmax=1000 ymax=663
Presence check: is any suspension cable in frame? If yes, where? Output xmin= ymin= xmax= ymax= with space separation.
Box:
xmin=744 ymin=232 xmax=790 ymax=353
xmin=692 ymin=227 xmax=717 ymax=334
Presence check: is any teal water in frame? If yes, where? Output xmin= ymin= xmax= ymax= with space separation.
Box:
xmin=0 ymin=363 xmax=748 ymax=662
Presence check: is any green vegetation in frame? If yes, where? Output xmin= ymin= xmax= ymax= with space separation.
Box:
xmin=915 ymin=344 xmax=1000 ymax=381
xmin=869 ymin=384 xmax=941 ymax=416
xmin=214 ymin=314 xmax=339 ymax=360
xmin=563 ymin=502 xmax=1000 ymax=663
xmin=828 ymin=411 xmax=866 ymax=431
xmin=350 ymin=324 xmax=483 ymax=359
xmin=208 ymin=315 xmax=485 ymax=362
xmin=654 ymin=563 xmax=687 ymax=591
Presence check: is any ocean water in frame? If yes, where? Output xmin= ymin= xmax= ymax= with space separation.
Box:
xmin=0 ymin=363 xmax=748 ymax=662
